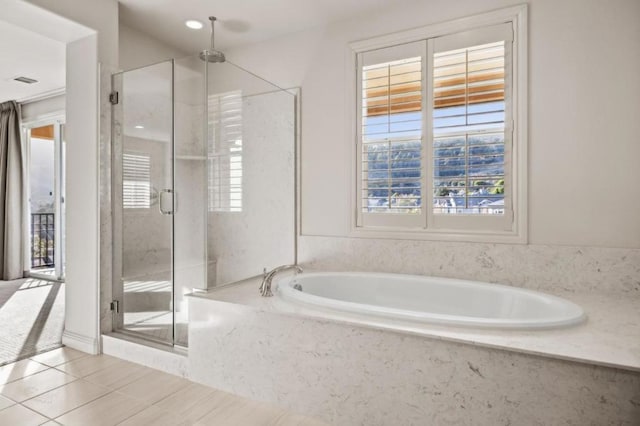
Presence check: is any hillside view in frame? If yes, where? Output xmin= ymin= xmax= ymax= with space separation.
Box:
xmin=363 ymin=104 xmax=505 ymax=214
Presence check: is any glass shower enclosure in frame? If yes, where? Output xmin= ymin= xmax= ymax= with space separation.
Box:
xmin=111 ymin=55 xmax=296 ymax=347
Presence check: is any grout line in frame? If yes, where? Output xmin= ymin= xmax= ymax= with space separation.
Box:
xmin=2 ymin=355 xmax=121 ymax=408
xmin=9 ymin=373 xmax=81 ymax=406
xmin=110 ymin=399 xmax=154 ymax=426
xmin=23 ymin=381 xmax=112 ymax=421
xmin=51 ymin=354 xmax=123 ymax=378
xmin=50 ymin=390 xmax=150 ymax=424
xmin=107 ymin=368 xmax=158 ymax=396
xmin=1 ymin=368 xmax=80 ymax=404
xmin=29 ymin=348 xmax=91 ymax=369
xmin=15 ymin=404 xmax=52 ymax=421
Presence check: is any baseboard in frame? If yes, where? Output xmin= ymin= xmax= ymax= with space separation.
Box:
xmin=62 ymin=330 xmax=100 ymax=354
xmin=101 ymin=333 xmax=188 ymax=378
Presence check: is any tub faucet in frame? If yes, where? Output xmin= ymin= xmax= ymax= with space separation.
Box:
xmin=259 ymin=264 xmax=303 ymax=297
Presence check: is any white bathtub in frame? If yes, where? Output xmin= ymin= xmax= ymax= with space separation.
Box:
xmin=276 ymin=272 xmax=586 ymax=329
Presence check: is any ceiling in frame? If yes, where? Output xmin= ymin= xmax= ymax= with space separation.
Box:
xmin=0 ymin=19 xmax=66 ymax=103
xmin=119 ymin=0 xmax=407 ymax=55
xmin=0 ymin=0 xmax=409 ymax=103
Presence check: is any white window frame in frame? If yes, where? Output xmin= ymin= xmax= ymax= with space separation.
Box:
xmin=348 ymin=4 xmax=527 ymax=243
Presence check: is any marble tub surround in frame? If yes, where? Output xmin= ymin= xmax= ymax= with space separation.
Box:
xmin=188 ymin=290 xmax=640 ymax=425
xmin=102 ymin=334 xmax=188 ymax=378
xmin=188 ymin=276 xmax=640 ymax=372
xmin=298 ymin=235 xmax=640 ymax=296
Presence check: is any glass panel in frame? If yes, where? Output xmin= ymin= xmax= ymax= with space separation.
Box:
xmin=205 ymin=59 xmax=296 ymax=288
xmin=173 ymin=56 xmax=207 ymax=347
xmin=111 ymin=55 xmax=296 ymax=347
xmin=28 ymin=125 xmax=55 ymax=277
xmin=114 ymin=61 xmax=174 ymax=345
xmin=60 ymin=124 xmax=66 ymax=278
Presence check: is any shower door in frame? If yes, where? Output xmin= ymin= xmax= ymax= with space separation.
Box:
xmin=112 ymin=60 xmax=176 ymax=345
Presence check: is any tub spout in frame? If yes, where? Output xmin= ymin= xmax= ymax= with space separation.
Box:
xmin=259 ymin=265 xmax=303 ymax=297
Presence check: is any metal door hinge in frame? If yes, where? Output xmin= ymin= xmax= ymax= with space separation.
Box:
xmin=109 ymin=91 xmax=119 ymax=105
xmin=110 ymin=300 xmax=120 ymax=313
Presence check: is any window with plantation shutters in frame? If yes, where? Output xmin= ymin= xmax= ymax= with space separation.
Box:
xmin=429 ymin=23 xmax=513 ymax=230
xmin=357 ymin=41 xmax=426 ymax=228
xmin=353 ymin=10 xmax=526 ymax=240
xmin=362 ymin=58 xmax=422 ymax=211
xmin=123 ymin=152 xmax=151 ymax=209
xmin=432 ymin=39 xmax=508 ymax=216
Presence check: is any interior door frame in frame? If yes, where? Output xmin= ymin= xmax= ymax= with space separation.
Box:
xmin=22 ymin=114 xmax=66 ymax=282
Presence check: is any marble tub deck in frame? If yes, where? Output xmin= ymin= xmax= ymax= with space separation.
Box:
xmin=188 ymin=275 xmax=640 ymax=373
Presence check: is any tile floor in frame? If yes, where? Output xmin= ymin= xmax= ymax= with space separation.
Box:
xmin=0 ymin=347 xmax=327 ymax=425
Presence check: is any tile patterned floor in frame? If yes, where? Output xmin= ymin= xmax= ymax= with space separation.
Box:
xmin=0 ymin=347 xmax=328 ymax=425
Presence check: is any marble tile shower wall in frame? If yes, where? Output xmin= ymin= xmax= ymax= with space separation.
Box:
xmin=207 ymin=91 xmax=296 ymax=287
xmin=298 ymin=236 xmax=640 ymax=296
xmin=114 ymin=102 xmax=204 ymax=279
xmin=120 ymin=137 xmax=172 ymax=273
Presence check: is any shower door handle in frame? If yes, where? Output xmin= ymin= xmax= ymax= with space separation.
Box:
xmin=159 ymin=189 xmax=174 ymax=215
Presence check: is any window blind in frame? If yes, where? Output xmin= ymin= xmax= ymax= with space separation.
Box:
xmin=361 ymin=56 xmax=423 ymax=214
xmin=208 ymin=91 xmax=243 ymax=212
xmin=122 ymin=152 xmax=151 ymax=209
xmin=432 ymin=40 xmax=508 ymax=215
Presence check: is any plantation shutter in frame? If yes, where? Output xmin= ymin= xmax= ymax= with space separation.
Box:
xmin=429 ymin=23 xmax=514 ymax=229
xmin=122 ymin=152 xmax=151 ymax=209
xmin=357 ymin=41 xmax=426 ymax=228
xmin=208 ymin=90 xmax=243 ymax=212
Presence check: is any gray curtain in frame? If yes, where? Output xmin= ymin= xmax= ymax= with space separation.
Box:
xmin=0 ymin=101 xmax=24 ymax=280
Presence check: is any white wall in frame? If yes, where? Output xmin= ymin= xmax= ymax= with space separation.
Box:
xmin=225 ymin=0 xmax=640 ymax=250
xmin=21 ymin=94 xmax=65 ymax=123
xmin=119 ymin=24 xmax=187 ymax=70
xmin=25 ymin=0 xmax=117 ymax=65
xmin=23 ymin=0 xmax=119 ymax=353
xmin=64 ymin=34 xmax=100 ymax=350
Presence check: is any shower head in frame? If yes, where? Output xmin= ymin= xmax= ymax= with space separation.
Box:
xmin=200 ymin=16 xmax=225 ymax=63
xmin=200 ymin=49 xmax=225 ymax=63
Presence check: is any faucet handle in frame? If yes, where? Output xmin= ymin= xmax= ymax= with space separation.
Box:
xmin=259 ymin=267 xmax=267 ymax=293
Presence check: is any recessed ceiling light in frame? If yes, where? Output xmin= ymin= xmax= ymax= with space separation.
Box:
xmin=134 ymin=125 xmax=144 ymax=129
xmin=185 ymin=20 xmax=203 ymax=30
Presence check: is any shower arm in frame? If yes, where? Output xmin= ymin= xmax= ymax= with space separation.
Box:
xmin=208 ymin=16 xmax=216 ymax=51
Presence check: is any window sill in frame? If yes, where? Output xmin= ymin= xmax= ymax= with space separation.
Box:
xmin=348 ymin=225 xmax=527 ymax=244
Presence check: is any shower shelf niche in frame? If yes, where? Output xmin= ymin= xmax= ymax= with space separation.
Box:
xmin=176 ymin=155 xmax=206 ymax=161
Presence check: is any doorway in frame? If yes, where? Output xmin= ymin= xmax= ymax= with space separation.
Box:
xmin=23 ymin=120 xmax=66 ymax=281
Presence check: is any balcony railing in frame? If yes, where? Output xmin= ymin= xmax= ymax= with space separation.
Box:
xmin=31 ymin=213 xmax=54 ymax=269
